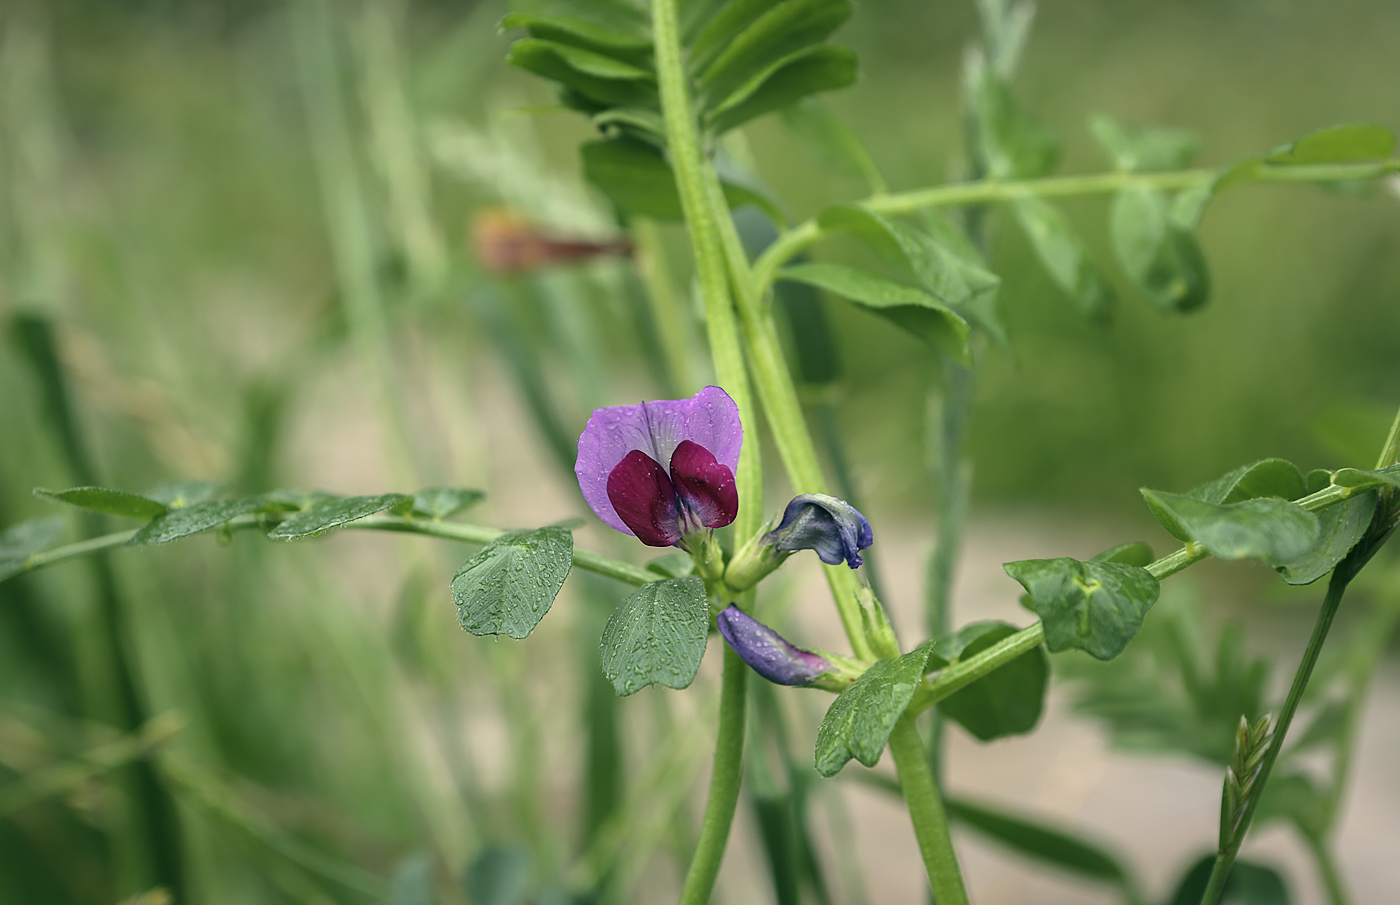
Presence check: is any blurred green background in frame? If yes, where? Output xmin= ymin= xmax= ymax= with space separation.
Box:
xmin=1 ymin=0 xmax=1397 ymax=902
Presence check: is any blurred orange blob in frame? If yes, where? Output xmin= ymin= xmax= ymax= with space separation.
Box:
xmin=471 ymin=208 xmax=632 ymax=275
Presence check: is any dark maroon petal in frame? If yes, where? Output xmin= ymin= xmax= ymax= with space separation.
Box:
xmin=669 ymin=440 xmax=738 ymax=530
xmin=606 ymin=450 xmax=683 ymax=546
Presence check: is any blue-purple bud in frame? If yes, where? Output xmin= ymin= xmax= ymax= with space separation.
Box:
xmin=716 ymin=605 xmax=831 ymax=687
xmin=764 ymin=493 xmax=873 ymax=569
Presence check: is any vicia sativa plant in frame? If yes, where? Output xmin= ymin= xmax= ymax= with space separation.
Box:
xmin=4 ymin=1 xmax=1400 ymax=904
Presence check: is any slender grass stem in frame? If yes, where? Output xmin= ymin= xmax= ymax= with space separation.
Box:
xmin=887 ymin=715 xmax=970 ymax=905
xmin=1199 ymin=569 xmax=1352 ymax=905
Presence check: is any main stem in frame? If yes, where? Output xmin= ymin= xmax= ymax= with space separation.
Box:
xmin=888 ymin=715 xmax=970 ymax=905
xmin=651 ymin=1 xmax=760 ymax=902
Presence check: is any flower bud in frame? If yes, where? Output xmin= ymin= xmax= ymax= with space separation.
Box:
xmin=716 ymin=605 xmax=832 ymax=686
xmin=764 ymin=493 xmax=873 ymax=569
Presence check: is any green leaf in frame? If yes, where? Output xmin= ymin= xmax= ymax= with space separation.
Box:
xmin=1332 ymin=466 xmax=1400 ymax=491
xmin=145 ymin=480 xmax=222 ymax=507
xmin=707 ymin=44 xmax=857 ymax=136
xmin=1275 ymin=490 xmax=1376 ymax=585
xmin=1091 ymin=541 xmax=1155 ymax=568
xmin=593 ymin=106 xmax=666 ymax=143
xmin=967 ymin=68 xmax=1059 ymax=179
xmin=581 ymin=138 xmax=778 ymax=221
xmin=127 ymin=496 xmax=270 ymax=546
xmin=930 ymin=622 xmax=1048 ymax=741
xmin=1145 ymin=459 xmax=1308 ymax=542
xmin=507 ymin=40 xmax=657 ymax=109
xmin=1141 ymin=490 xmax=1319 ymax=564
xmin=816 ymin=205 xmax=1000 ymax=309
xmin=1268 ymin=122 xmax=1396 ymax=165
xmin=1110 ymin=185 xmax=1210 ymax=314
xmin=1010 ymin=196 xmax=1114 ymax=321
xmin=1089 ymin=114 xmax=1199 ymax=172
xmin=777 ymin=263 xmax=971 ymax=364
xmin=598 ymin=576 xmax=709 ymax=695
xmin=1004 ymin=558 xmax=1160 ymax=661
xmin=1215 ymin=123 xmax=1396 ymax=193
xmin=696 ymin=0 xmax=851 ymax=104
xmin=500 ymin=12 xmax=652 ymax=52
xmin=452 ymin=527 xmax=573 ymax=639
xmin=0 ymin=516 xmax=66 ymax=582
xmin=34 ymin=486 xmax=168 ymax=520
xmin=410 ymin=487 xmax=485 ymax=520
xmin=644 ymin=552 xmax=695 ymax=579
xmin=781 ymin=98 xmax=884 ymax=192
xmin=814 ymin=641 xmax=936 ymax=776
xmin=268 ymin=493 xmax=411 ymax=540
xmin=464 ymin=845 xmax=532 ymax=905
xmin=945 ymin=796 xmax=1131 ymax=885
xmin=1168 ymin=854 xmax=1291 ymax=905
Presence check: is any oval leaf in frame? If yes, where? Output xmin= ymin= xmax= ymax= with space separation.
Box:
xmin=707 ymin=44 xmax=857 ymax=136
xmin=777 ymin=262 xmax=970 ymax=364
xmin=1091 ymin=541 xmax=1155 ymax=568
xmin=452 ymin=527 xmax=573 ymax=639
xmin=1275 ymin=491 xmax=1375 ymax=585
xmin=1144 ymin=458 xmax=1306 ymax=542
xmin=599 ymin=576 xmax=709 ymax=696
xmin=268 ymin=493 xmax=411 ymax=540
xmin=1268 ymin=122 xmax=1396 ymax=165
xmin=411 ymin=487 xmax=486 ymax=520
xmin=34 ymin=486 xmax=168 ymax=520
xmin=128 ymin=496 xmax=270 ymax=546
xmin=581 ymin=138 xmax=778 ymax=221
xmin=1110 ymin=185 xmax=1210 ymax=314
xmin=933 ymin=622 xmax=1049 ymax=741
xmin=1141 ymin=490 xmax=1319 ymax=564
xmin=1004 ymin=558 xmax=1160 ymax=661
xmin=814 ymin=640 xmax=936 ymax=776
xmin=1089 ymin=115 xmax=1199 ymax=173
xmin=1010 ymin=195 xmax=1114 ymax=322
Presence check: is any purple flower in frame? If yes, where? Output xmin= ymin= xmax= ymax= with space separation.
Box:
xmin=576 ymin=386 xmax=742 ymax=547
xmin=716 ymin=605 xmax=831 ymax=686
xmin=764 ymin=493 xmax=873 ymax=569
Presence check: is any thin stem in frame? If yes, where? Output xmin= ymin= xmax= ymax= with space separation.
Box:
xmin=5 ymin=516 xmax=656 ymax=589
xmin=679 ymin=642 xmax=749 ymax=905
xmin=909 ymin=623 xmax=1046 ymax=715
xmin=1305 ymin=830 xmax=1353 ymax=905
xmin=702 ymin=167 xmax=873 ymax=659
xmin=887 ymin=715 xmax=970 ymax=905
xmin=650 ymin=2 xmax=761 ymax=904
xmin=749 ymin=160 xmax=1400 ymax=295
xmin=1199 ymin=569 xmax=1354 ymax=905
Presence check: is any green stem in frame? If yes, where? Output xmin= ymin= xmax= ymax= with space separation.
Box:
xmin=650 ymin=2 xmax=761 ymax=903
xmin=7 ymin=516 xmax=656 ymax=589
xmin=887 ymin=716 xmax=969 ymax=905
xmin=750 ymin=160 xmax=1400 ymax=294
xmin=1199 ymin=568 xmax=1354 ymax=905
xmin=1305 ymin=830 xmax=1353 ymax=905
xmin=702 ymin=167 xmax=873 ymax=659
xmin=679 ymin=643 xmax=749 ymax=905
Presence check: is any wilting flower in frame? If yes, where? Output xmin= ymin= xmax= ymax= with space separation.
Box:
xmin=765 ymin=493 xmax=873 ymax=568
xmin=716 ymin=605 xmax=832 ymax=686
xmin=472 ymin=208 xmax=632 ymax=275
xmin=575 ymin=386 xmax=741 ymax=548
